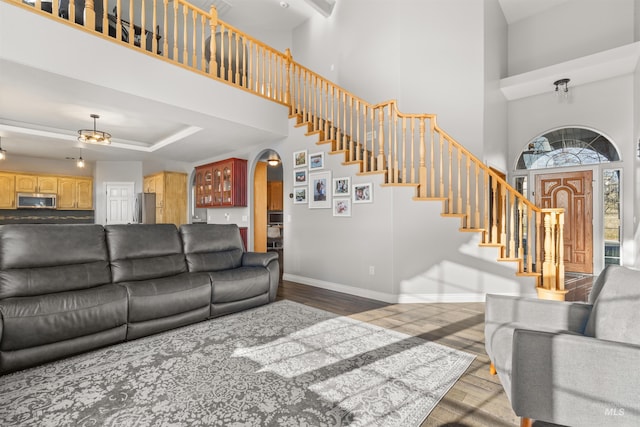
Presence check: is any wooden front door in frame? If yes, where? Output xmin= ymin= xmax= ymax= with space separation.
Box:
xmin=535 ymin=170 xmax=593 ymax=274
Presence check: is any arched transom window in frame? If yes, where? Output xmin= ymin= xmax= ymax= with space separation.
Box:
xmin=516 ymin=127 xmax=619 ymax=170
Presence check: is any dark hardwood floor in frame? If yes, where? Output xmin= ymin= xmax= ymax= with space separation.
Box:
xmin=276 ymin=276 xmax=595 ymax=427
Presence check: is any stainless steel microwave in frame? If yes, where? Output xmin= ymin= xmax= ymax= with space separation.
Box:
xmin=17 ymin=193 xmax=57 ymax=209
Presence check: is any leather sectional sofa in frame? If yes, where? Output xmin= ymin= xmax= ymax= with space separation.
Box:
xmin=0 ymin=223 xmax=279 ymax=374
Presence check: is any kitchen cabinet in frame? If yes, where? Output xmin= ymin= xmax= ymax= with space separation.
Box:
xmin=0 ymin=173 xmax=15 ymax=209
xmin=15 ymin=174 xmax=58 ymax=194
xmin=58 ymin=177 xmax=94 ymax=210
xmin=143 ymin=171 xmax=187 ymax=227
xmin=267 ymin=181 xmax=283 ymax=211
xmin=195 ymin=158 xmax=247 ymax=208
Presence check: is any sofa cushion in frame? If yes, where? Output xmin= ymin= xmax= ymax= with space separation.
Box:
xmin=180 ymin=224 xmax=244 ymax=272
xmin=584 ymin=265 xmax=640 ymax=345
xmin=0 ymin=224 xmax=111 ymax=297
xmin=105 ymin=224 xmax=187 ymax=282
xmin=119 ymin=272 xmax=211 ymax=323
xmin=0 ymin=284 xmax=128 ymax=351
xmin=209 ymin=267 xmax=270 ymax=303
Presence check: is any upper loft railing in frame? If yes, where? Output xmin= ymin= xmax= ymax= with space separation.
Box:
xmin=10 ymin=0 xmax=566 ymax=298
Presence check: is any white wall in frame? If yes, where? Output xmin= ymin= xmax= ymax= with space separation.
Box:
xmin=292 ymin=0 xmax=488 ymax=156
xmin=483 ymin=0 xmax=508 ymax=170
xmin=0 ymin=154 xmax=94 ymax=177
xmin=508 ymin=0 xmax=636 ymax=76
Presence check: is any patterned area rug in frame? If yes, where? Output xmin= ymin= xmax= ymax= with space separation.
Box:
xmin=0 ymin=300 xmax=474 ymax=426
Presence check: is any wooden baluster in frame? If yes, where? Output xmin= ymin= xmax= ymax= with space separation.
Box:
xmin=527 ymin=209 xmax=534 ymax=273
xmin=330 ymin=85 xmax=335 ymax=141
xmin=172 ymin=0 xmax=178 ymax=59
xmin=535 ymin=211 xmax=542 ymax=277
xmin=474 ymin=164 xmax=480 ymax=229
xmin=200 ymin=15 xmax=206 ymax=71
xmin=410 ymin=118 xmax=415 ymax=185
xmin=369 ymin=108 xmax=375 ymax=170
xmin=429 ymin=120 xmax=435 ymax=195
xmin=36 ymin=0 xmax=41 ymax=12
xmin=183 ymin=6 xmax=188 ymax=64
xmin=363 ymin=104 xmax=368 ymax=171
xmin=248 ymin=41 xmax=253 ymax=90
xmin=302 ymin=69 xmax=307 ymax=124
xmin=85 ymin=0 xmax=96 ymax=30
xmin=102 ymin=0 xmax=108 ymax=35
xmin=267 ymin=49 xmax=272 ymax=96
xmin=227 ymin=28 xmax=233 ymax=82
xmin=284 ymin=49 xmax=291 ymax=108
xmin=377 ymin=108 xmax=385 ymax=171
xmin=484 ymin=172 xmax=490 ymax=243
xmin=343 ymin=92 xmax=349 ymax=151
xmin=356 ymin=101 xmax=361 ymax=161
xmin=448 ymin=141 xmax=453 ymax=213
xmin=141 ymin=0 xmax=147 ymax=51
xmin=491 ymin=178 xmax=498 ymax=244
xmin=153 ymin=0 xmax=158 ymax=55
xmin=466 ymin=156 xmax=471 ymax=227
xmin=208 ymin=7 xmax=217 ymax=74
xmin=457 ymin=149 xmax=462 ymax=213
xmin=392 ymin=113 xmax=399 ymax=183
xmin=218 ymin=26 xmax=226 ymax=79
xmin=509 ymin=192 xmax=516 ymax=258
xmin=313 ymin=75 xmax=317 ymax=128
xmin=500 ymin=184 xmax=507 ymax=249
xmin=517 ymin=199 xmax=524 ymax=263
xmin=242 ymin=37 xmax=248 ymax=87
xmin=542 ymin=211 xmax=556 ymax=289
xmin=163 ymin=0 xmax=169 ymax=58
xmin=129 ymin=1 xmax=135 ymax=46
xmin=401 ymin=116 xmax=406 ymax=184
xmin=439 ymin=133 xmax=445 ymax=198
xmin=262 ymin=47 xmax=266 ymax=95
xmin=350 ymin=97 xmax=355 ymax=161
xmin=191 ymin=10 xmax=197 ymax=67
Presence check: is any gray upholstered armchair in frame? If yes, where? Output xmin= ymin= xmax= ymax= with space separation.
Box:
xmin=484 ymin=265 xmax=640 ymax=427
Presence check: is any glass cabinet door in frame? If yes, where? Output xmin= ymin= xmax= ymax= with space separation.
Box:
xmin=222 ymin=166 xmax=232 ymax=205
xmin=213 ymin=168 xmax=222 ymax=205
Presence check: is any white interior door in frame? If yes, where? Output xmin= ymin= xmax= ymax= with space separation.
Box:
xmin=106 ymin=182 xmax=135 ymax=224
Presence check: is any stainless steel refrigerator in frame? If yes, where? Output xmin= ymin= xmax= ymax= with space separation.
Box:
xmin=134 ymin=193 xmax=156 ymax=224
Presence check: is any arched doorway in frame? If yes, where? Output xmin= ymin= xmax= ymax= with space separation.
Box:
xmin=253 ymin=150 xmax=284 ymax=279
xmin=514 ymin=127 xmax=621 ymax=274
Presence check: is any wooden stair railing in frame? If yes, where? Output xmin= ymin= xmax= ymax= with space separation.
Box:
xmin=11 ymin=0 xmax=566 ymax=299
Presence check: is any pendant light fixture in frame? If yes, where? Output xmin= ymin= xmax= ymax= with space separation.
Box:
xmin=0 ymin=136 xmax=6 ymax=160
xmin=78 ymin=114 xmax=111 ymax=145
xmin=76 ymin=148 xmax=85 ymax=168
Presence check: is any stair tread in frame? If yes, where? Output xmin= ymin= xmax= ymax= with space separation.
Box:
xmin=459 ymin=228 xmax=485 ymax=233
xmin=412 ymin=197 xmax=448 ymax=202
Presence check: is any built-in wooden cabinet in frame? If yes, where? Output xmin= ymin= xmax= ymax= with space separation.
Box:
xmin=0 ymin=171 xmax=93 ymax=210
xmin=195 ymin=158 xmax=247 ymax=208
xmin=143 ymin=171 xmax=187 ymax=227
xmin=15 ymin=174 xmax=58 ymax=194
xmin=267 ymin=181 xmax=283 ymax=211
xmin=57 ymin=177 xmax=93 ymax=210
xmin=0 ymin=173 xmax=16 ymax=209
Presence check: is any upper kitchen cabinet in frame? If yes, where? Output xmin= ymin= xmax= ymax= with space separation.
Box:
xmin=15 ymin=174 xmax=58 ymax=194
xmin=195 ymin=158 xmax=247 ymax=208
xmin=0 ymin=173 xmax=15 ymax=209
xmin=58 ymin=177 xmax=94 ymax=210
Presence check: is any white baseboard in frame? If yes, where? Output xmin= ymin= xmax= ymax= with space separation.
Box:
xmin=282 ymin=274 xmax=537 ymax=303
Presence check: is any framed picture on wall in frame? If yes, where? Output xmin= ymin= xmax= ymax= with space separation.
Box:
xmin=293 ymin=169 xmax=308 ymax=186
xmin=293 ymin=150 xmax=308 ymax=168
xmin=333 ymin=198 xmax=351 ymax=217
xmin=333 ymin=177 xmax=351 ymax=196
xmin=309 ymin=171 xmax=331 ymax=208
xmin=309 ymin=152 xmax=324 ymax=170
xmin=352 ymin=182 xmax=373 ymax=203
xmin=293 ymin=187 xmax=308 ymax=204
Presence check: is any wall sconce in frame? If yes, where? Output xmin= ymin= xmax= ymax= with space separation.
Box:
xmin=554 ymin=78 xmax=570 ymax=100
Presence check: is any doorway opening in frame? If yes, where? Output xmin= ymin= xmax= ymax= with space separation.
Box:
xmin=513 ymin=127 xmax=621 ymax=274
xmin=253 ymin=150 xmax=284 ymax=280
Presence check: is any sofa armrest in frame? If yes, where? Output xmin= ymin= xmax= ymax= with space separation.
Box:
xmin=242 ymin=251 xmax=278 ymax=268
xmin=511 ymin=329 xmax=640 ymax=426
xmin=485 ymin=294 xmax=592 ymax=333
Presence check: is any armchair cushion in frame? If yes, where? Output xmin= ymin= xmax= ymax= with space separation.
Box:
xmin=180 ymin=224 xmax=243 ymax=272
xmin=584 ymin=265 xmax=640 ymax=345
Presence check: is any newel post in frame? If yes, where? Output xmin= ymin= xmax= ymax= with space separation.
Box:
xmin=537 ymin=208 xmax=567 ymax=301
xmin=209 ymin=6 xmax=218 ymax=75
